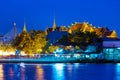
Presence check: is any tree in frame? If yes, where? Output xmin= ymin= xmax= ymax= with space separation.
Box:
xmin=59 ymin=30 xmax=99 ymax=47
xmin=48 ymin=46 xmax=59 ymax=53
xmin=13 ymin=31 xmax=30 ymax=51
xmin=42 ymin=41 xmax=51 ymax=54
xmin=13 ymin=30 xmax=47 ymax=54
xmin=32 ymin=30 xmax=47 ymax=54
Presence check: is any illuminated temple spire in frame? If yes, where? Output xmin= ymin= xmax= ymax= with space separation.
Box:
xmin=82 ymin=22 xmax=88 ymax=32
xmin=52 ymin=17 xmax=57 ymax=31
xmin=14 ymin=22 xmax=16 ymax=39
xmin=23 ymin=21 xmax=27 ymax=32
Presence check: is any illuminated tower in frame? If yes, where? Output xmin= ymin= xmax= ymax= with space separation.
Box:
xmin=82 ymin=22 xmax=88 ymax=32
xmin=45 ymin=27 xmax=48 ymax=35
xmin=14 ymin=22 xmax=16 ymax=39
xmin=23 ymin=22 xmax=27 ymax=33
xmin=52 ymin=17 xmax=57 ymax=31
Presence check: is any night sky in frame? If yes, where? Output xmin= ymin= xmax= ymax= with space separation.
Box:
xmin=0 ymin=0 xmax=120 ymax=37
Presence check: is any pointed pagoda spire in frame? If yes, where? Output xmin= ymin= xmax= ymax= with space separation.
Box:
xmin=82 ymin=22 xmax=88 ymax=32
xmin=52 ymin=16 xmax=57 ymax=31
xmin=23 ymin=21 xmax=27 ymax=32
xmin=14 ymin=22 xmax=16 ymax=39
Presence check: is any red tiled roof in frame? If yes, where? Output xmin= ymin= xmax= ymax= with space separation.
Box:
xmin=103 ymin=31 xmax=112 ymax=36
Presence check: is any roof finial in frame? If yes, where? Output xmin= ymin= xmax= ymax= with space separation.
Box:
xmin=23 ymin=20 xmax=27 ymax=32
xmin=52 ymin=16 xmax=56 ymax=31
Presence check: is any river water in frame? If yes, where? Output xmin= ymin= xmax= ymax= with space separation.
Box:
xmin=0 ymin=63 xmax=119 ymax=80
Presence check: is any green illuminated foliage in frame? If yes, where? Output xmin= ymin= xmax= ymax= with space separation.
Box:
xmin=48 ymin=46 xmax=59 ymax=53
xmin=13 ymin=30 xmax=47 ymax=54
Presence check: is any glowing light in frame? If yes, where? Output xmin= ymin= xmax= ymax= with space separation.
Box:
xmin=74 ymin=54 xmax=80 ymax=58
xmin=14 ymin=22 xmax=16 ymax=26
xmin=0 ymin=65 xmax=4 ymax=80
xmin=86 ymin=55 xmax=89 ymax=58
xmin=3 ymin=51 xmax=10 ymax=56
xmin=0 ymin=50 xmax=3 ymax=55
xmin=9 ymin=51 xmax=15 ymax=55
xmin=36 ymin=65 xmax=44 ymax=80
xmin=55 ymin=54 xmax=60 ymax=57
xmin=74 ymin=63 xmax=79 ymax=68
xmin=54 ymin=64 xmax=64 ymax=71
xmin=56 ymin=48 xmax=63 ymax=53
xmin=54 ymin=48 xmax=64 ymax=54
xmin=66 ymin=55 xmax=70 ymax=58
xmin=20 ymin=51 xmax=27 ymax=56
xmin=20 ymin=63 xmax=25 ymax=68
xmin=0 ymin=51 xmax=16 ymax=56
xmin=117 ymin=63 xmax=120 ymax=66
xmin=115 ymin=64 xmax=120 ymax=80
xmin=53 ymin=64 xmax=65 ymax=80
xmin=117 ymin=47 xmax=120 ymax=50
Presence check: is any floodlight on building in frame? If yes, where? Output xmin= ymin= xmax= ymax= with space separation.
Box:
xmin=66 ymin=55 xmax=70 ymax=58
xmin=54 ymin=48 xmax=64 ymax=54
xmin=74 ymin=54 xmax=80 ymax=58
xmin=0 ymin=50 xmax=3 ymax=55
xmin=117 ymin=47 xmax=120 ymax=50
xmin=86 ymin=55 xmax=90 ymax=58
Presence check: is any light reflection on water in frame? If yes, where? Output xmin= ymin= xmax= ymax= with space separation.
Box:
xmin=0 ymin=65 xmax=4 ymax=80
xmin=52 ymin=64 xmax=65 ymax=80
xmin=116 ymin=63 xmax=120 ymax=80
xmin=0 ymin=63 xmax=119 ymax=80
xmin=36 ymin=65 xmax=44 ymax=80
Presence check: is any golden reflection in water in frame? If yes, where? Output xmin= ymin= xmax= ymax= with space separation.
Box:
xmin=0 ymin=65 xmax=4 ymax=80
xmin=36 ymin=65 xmax=44 ymax=80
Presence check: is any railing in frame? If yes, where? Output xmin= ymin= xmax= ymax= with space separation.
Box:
xmin=0 ymin=54 xmax=82 ymax=63
xmin=0 ymin=54 xmax=81 ymax=59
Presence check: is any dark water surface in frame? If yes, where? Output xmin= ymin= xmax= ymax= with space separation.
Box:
xmin=0 ymin=63 xmax=119 ymax=80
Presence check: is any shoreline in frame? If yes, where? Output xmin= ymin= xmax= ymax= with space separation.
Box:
xmin=0 ymin=59 xmax=119 ymax=63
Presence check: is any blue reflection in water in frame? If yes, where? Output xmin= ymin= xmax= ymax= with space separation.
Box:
xmin=0 ymin=63 xmax=120 ymax=80
xmin=52 ymin=64 xmax=65 ymax=80
xmin=116 ymin=63 xmax=120 ymax=80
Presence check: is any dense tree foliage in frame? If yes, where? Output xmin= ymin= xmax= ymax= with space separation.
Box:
xmin=0 ymin=45 xmax=15 ymax=52
xmin=12 ymin=29 xmax=102 ymax=54
xmin=58 ymin=30 xmax=99 ymax=46
xmin=13 ymin=30 xmax=47 ymax=54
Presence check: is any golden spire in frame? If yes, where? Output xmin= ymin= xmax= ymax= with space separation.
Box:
xmin=45 ymin=27 xmax=48 ymax=35
xmin=23 ymin=22 xmax=27 ymax=32
xmin=52 ymin=17 xmax=57 ymax=31
xmin=82 ymin=22 xmax=88 ymax=32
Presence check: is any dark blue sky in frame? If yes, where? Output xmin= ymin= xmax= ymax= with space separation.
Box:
xmin=0 ymin=0 xmax=120 ymax=37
